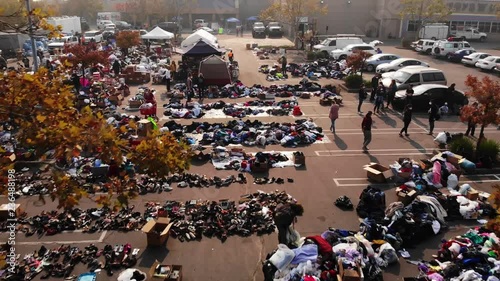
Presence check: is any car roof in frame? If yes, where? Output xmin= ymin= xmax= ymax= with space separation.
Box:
xmin=397 ymin=84 xmax=455 ymax=94
xmin=398 ymin=66 xmax=440 ymax=74
xmin=345 ymin=43 xmax=372 ymax=48
xmin=390 ymin=58 xmax=416 ymax=64
xmin=370 ymin=53 xmax=398 ymax=59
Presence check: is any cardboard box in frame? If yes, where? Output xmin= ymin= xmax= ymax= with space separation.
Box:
xmin=396 ymin=189 xmax=417 ymax=205
xmin=467 ymin=189 xmax=479 ymax=201
xmin=338 ymin=260 xmax=362 ymax=281
xmin=252 ymin=161 xmax=269 ymax=173
xmin=149 ymin=261 xmax=182 ymax=281
xmin=230 ymin=148 xmax=245 ymax=157
xmin=363 ymin=163 xmax=393 ymax=183
xmin=0 ymin=204 xmax=21 ymax=220
xmin=294 ymin=154 xmax=305 ymax=166
xmin=141 ymin=218 xmax=173 ymax=247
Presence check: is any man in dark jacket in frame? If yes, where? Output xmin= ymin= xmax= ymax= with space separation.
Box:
xmin=428 ymin=100 xmax=439 ymax=135
xmin=370 ymin=74 xmax=380 ymax=102
xmin=273 ymin=202 xmax=304 ymax=246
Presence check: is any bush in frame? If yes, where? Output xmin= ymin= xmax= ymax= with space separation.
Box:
xmin=363 ymin=80 xmax=371 ymax=88
xmin=306 ymin=51 xmax=316 ymax=61
xmin=401 ymin=37 xmax=413 ymax=48
xmin=344 ymin=74 xmax=363 ymax=89
xmin=449 ymin=137 xmax=475 ymax=160
xmin=477 ymin=139 xmax=500 ymax=163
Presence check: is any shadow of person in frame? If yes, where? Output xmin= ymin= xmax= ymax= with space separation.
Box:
xmin=380 ymin=114 xmax=397 ymax=128
xmin=333 ymin=134 xmax=348 ymax=150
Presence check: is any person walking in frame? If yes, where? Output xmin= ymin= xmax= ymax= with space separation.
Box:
xmin=280 ymin=55 xmax=287 ymax=75
xmin=228 ymin=49 xmax=234 ymax=64
xmin=428 ymin=100 xmax=439 ymax=135
xmin=465 ymin=102 xmax=478 ymax=137
xmin=373 ymin=82 xmax=386 ymax=114
xmin=370 ymin=74 xmax=380 ymax=102
xmin=329 ymin=101 xmax=340 ymax=134
xmin=112 ymin=59 xmax=121 ymax=77
xmin=273 ymin=202 xmax=304 ymax=246
xmin=197 ymin=73 xmax=205 ymax=103
xmin=399 ymin=104 xmax=413 ymax=137
xmin=164 ymin=66 xmax=171 ymax=92
xmin=362 ymin=111 xmax=373 ymax=151
xmin=386 ymin=79 xmax=397 ymax=109
xmin=170 ymin=61 xmax=177 ymax=81
xmin=405 ymin=85 xmax=414 ymax=105
xmin=447 ymin=83 xmax=456 ymax=114
xmin=358 ymin=84 xmax=367 ymax=114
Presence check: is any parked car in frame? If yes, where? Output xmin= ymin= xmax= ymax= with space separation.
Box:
xmin=415 ymin=39 xmax=435 ymax=54
xmin=83 ymin=30 xmax=103 ymax=43
xmin=447 ymin=49 xmax=475 ymax=62
xmin=252 ymin=22 xmax=266 ymax=38
xmin=97 ymin=20 xmax=113 ymax=30
xmin=114 ymin=21 xmax=132 ymax=30
xmin=461 ymin=52 xmax=491 ymax=66
xmin=330 ymin=44 xmax=376 ymax=60
xmin=313 ymin=36 xmax=363 ymax=55
xmin=193 ymin=19 xmax=209 ymax=30
xmin=266 ymin=22 xmax=283 ymax=37
xmin=364 ymin=54 xmax=401 ymax=72
xmin=376 ymin=58 xmax=429 ymax=73
xmin=47 ymin=35 xmax=79 ymax=54
xmin=494 ymin=63 xmax=500 ymax=75
xmin=196 ymin=26 xmax=215 ymax=34
xmin=381 ymin=67 xmax=446 ymax=90
xmin=431 ymin=40 xmax=473 ymax=58
xmin=393 ymin=84 xmax=467 ymax=111
xmin=475 ymin=56 xmax=500 ymax=71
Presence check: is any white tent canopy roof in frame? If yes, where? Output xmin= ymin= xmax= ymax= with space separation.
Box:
xmin=141 ymin=27 xmax=174 ymax=40
xmin=181 ymin=29 xmax=217 ymax=48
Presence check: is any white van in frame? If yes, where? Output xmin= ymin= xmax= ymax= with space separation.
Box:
xmin=381 ymin=67 xmax=447 ymax=90
xmin=97 ymin=20 xmax=113 ymax=30
xmin=415 ymin=39 xmax=435 ymax=54
xmin=313 ymin=35 xmax=363 ymax=55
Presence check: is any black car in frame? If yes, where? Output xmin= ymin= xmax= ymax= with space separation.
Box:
xmin=393 ymin=84 xmax=468 ymax=112
xmin=156 ymin=22 xmax=181 ymax=34
xmin=115 ymin=21 xmax=132 ymax=30
xmin=447 ymin=49 xmax=475 ymax=62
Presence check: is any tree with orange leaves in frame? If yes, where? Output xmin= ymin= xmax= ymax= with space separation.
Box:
xmin=487 ymin=184 xmax=500 ymax=236
xmin=116 ymin=30 xmax=141 ymax=56
xmin=346 ymin=51 xmax=372 ymax=79
xmin=460 ymin=75 xmax=500 ymax=140
xmin=62 ymin=43 xmax=110 ymax=69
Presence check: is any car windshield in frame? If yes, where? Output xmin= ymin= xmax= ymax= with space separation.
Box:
xmin=320 ymin=39 xmax=330 ymax=45
xmin=85 ymin=32 xmax=96 ymax=36
xmin=254 ymin=23 xmax=264 ymax=27
xmin=392 ymin=71 xmax=411 ymax=83
xmin=269 ymin=22 xmax=279 ymax=26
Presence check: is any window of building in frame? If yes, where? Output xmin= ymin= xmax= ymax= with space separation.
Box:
xmin=478 ymin=22 xmax=491 ymax=32
xmin=407 ymin=20 xmax=420 ymax=32
xmin=492 ymin=22 xmax=500 ymax=33
xmin=449 ymin=21 xmax=463 ymax=31
xmin=464 ymin=21 xmax=478 ymax=28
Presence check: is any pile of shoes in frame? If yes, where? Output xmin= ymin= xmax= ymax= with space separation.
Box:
xmin=145 ymin=190 xmax=297 ymax=243
xmin=173 ymin=173 xmax=247 ymax=188
xmin=3 ymin=244 xmax=140 ymax=280
xmin=254 ymin=177 xmax=293 ymax=185
xmin=334 ymin=195 xmax=353 ymax=210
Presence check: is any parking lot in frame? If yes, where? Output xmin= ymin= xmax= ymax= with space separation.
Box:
xmin=3 ymin=34 xmax=500 ymax=281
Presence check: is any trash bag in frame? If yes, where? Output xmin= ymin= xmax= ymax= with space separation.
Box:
xmin=268 ymin=244 xmax=295 ymax=271
xmin=447 ymin=174 xmax=459 ymax=190
xmin=286 ymin=225 xmax=301 ymax=247
xmin=434 ymin=132 xmax=447 ymax=144
xmin=335 ymin=196 xmax=353 ymax=210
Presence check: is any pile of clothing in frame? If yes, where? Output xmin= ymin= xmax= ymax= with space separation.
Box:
xmin=258 ymin=59 xmax=350 ymax=81
xmin=412 ymin=228 xmax=500 ymax=281
xmin=263 ymin=228 xmax=393 ymax=281
xmin=211 ymin=149 xmax=294 ymax=171
xmin=2 ymin=243 xmax=140 ymax=280
xmin=162 ymin=119 xmax=324 ymax=147
xmin=145 ymin=190 xmax=297 ymax=242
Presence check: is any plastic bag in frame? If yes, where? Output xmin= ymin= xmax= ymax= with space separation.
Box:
xmin=286 ymin=225 xmax=301 ymax=247
xmin=434 ymin=132 xmax=447 ymax=144
xmin=447 ymin=174 xmax=459 ymax=189
xmin=268 ymin=244 xmax=295 ymax=271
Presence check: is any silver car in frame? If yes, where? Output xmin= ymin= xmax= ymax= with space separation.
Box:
xmin=364 ymin=54 xmax=401 ymax=72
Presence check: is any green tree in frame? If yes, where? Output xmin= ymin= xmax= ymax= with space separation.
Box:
xmin=399 ymin=0 xmax=452 ymax=39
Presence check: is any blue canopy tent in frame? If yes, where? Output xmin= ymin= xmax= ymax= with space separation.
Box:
xmin=247 ymin=16 xmax=259 ymax=21
xmin=226 ymin=18 xmax=240 ymax=23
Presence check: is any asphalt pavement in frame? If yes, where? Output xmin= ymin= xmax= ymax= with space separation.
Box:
xmin=2 ymin=34 xmax=500 ymax=281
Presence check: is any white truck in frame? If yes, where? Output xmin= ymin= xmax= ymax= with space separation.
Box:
xmin=46 ymin=16 xmax=82 ymax=35
xmin=418 ymin=24 xmax=449 ymax=40
xmin=452 ymin=27 xmax=487 ymax=42
xmin=97 ymin=12 xmax=121 ymax=29
xmin=47 ymin=35 xmax=79 ymax=54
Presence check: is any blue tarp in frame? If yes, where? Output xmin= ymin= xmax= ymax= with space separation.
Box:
xmin=226 ymin=17 xmax=240 ymax=23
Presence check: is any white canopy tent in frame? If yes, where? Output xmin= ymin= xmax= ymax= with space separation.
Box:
xmin=181 ymin=29 xmax=218 ymax=48
xmin=141 ymin=27 xmax=174 ymax=40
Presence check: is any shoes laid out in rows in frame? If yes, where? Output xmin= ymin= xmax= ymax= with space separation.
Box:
xmin=254 ymin=177 xmax=293 ymax=185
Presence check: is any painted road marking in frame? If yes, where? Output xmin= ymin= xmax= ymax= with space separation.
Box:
xmin=333 ymin=174 xmax=500 ymax=187
xmin=9 ymin=231 xmax=108 ymax=245
xmin=315 ymin=148 xmax=435 ymax=157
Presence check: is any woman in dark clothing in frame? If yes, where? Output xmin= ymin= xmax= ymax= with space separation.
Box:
xmin=386 ymin=79 xmax=397 ymax=109
xmin=112 ymin=60 xmax=121 ymax=76
xmin=399 ymin=104 xmax=412 ymax=137
xmin=273 ymin=202 xmax=304 ymax=246
xmin=428 ymin=100 xmax=439 ymax=135
xmin=362 ymin=111 xmax=373 ymax=151
xmin=465 ymin=102 xmax=478 ymax=137
xmin=197 ymin=73 xmax=205 ymax=102
xmin=373 ymin=83 xmax=385 ymax=114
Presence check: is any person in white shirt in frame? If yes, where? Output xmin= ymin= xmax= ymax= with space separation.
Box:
xmin=157 ymin=65 xmax=166 ymax=84
xmin=164 ymin=67 xmax=171 ymax=91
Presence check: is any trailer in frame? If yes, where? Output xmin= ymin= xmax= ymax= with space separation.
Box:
xmin=0 ymin=32 xmax=30 ymax=59
xmin=418 ymin=24 xmax=449 ymax=40
xmin=46 ymin=16 xmax=82 ymax=35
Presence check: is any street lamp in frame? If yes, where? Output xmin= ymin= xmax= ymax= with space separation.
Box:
xmin=25 ymin=0 xmax=39 ymax=71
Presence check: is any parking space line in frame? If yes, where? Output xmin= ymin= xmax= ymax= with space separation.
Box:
xmin=15 ymin=231 xmax=108 ymax=245
xmin=333 ymin=174 xmax=500 ymax=187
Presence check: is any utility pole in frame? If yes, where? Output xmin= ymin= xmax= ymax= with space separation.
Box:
xmin=25 ymin=0 xmax=39 ymax=71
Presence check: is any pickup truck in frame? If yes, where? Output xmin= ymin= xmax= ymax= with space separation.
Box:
xmin=83 ymin=30 xmax=103 ymax=44
xmin=266 ymin=22 xmax=283 ymax=38
xmin=451 ymin=28 xmax=487 ymax=42
xmin=252 ymin=22 xmax=266 ymax=38
xmin=48 ymin=35 xmax=79 ymax=54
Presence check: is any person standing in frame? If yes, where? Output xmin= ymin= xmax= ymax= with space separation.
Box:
xmin=165 ymin=66 xmax=171 ymax=92
xmin=446 ymin=83 xmax=456 ymax=114
xmin=197 ymin=73 xmax=205 ymax=102
xmin=362 ymin=111 xmax=373 ymax=151
xmin=186 ymin=72 xmax=193 ymax=104
xmin=386 ymin=79 xmax=397 ymax=109
xmin=228 ymin=49 xmax=234 ymax=64
xmin=358 ymin=84 xmax=367 ymax=114
xmin=112 ymin=59 xmax=121 ymax=77
xmin=170 ymin=61 xmax=177 ymax=81
xmin=373 ymin=82 xmax=386 ymax=114
xmin=428 ymin=100 xmax=439 ymax=135
xmin=399 ymin=104 xmax=413 ymax=137
xmin=405 ymin=85 xmax=414 ymax=105
xmin=370 ymin=74 xmax=380 ymax=102
xmin=329 ymin=101 xmax=340 ymax=134
xmin=273 ymin=202 xmax=304 ymax=246
xmin=281 ymin=55 xmax=287 ymax=75
xmin=465 ymin=102 xmax=478 ymax=137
